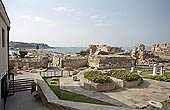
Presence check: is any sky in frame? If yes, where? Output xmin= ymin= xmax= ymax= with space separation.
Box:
xmin=3 ymin=0 xmax=170 ymax=47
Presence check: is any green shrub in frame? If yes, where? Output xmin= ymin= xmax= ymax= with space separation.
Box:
xmin=106 ymin=70 xmax=141 ymax=82
xmin=84 ymin=71 xmax=113 ymax=84
xmin=19 ymin=50 xmax=28 ymax=58
xmin=150 ymin=75 xmax=170 ymax=82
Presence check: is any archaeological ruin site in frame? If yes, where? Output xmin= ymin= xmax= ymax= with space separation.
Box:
xmin=6 ymin=41 xmax=170 ymax=110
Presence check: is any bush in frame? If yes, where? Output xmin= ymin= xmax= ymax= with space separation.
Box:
xmin=84 ymin=71 xmax=113 ymax=84
xmin=149 ymin=75 xmax=170 ymax=82
xmin=106 ymin=70 xmax=141 ymax=82
xmin=19 ymin=50 xmax=28 ymax=58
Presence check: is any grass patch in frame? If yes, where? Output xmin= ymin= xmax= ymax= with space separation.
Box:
xmin=141 ymin=71 xmax=153 ymax=78
xmin=141 ymin=71 xmax=170 ymax=78
xmin=44 ymin=77 xmax=115 ymax=106
xmin=141 ymin=70 xmax=170 ymax=82
xmin=161 ymin=100 xmax=170 ymax=106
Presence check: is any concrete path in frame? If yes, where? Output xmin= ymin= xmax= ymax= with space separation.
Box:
xmin=6 ymin=91 xmax=49 ymax=110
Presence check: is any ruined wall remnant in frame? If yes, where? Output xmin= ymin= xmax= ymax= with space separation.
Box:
xmin=131 ymin=44 xmax=146 ymax=64
xmin=61 ymin=57 xmax=88 ymax=69
xmin=39 ymin=56 xmax=48 ymax=68
xmin=9 ymin=55 xmax=49 ymax=69
xmin=52 ymin=56 xmax=60 ymax=67
xmin=152 ymin=41 xmax=170 ymax=57
xmin=88 ymin=55 xmax=134 ymax=69
xmin=52 ymin=55 xmax=88 ymax=69
xmin=88 ymin=44 xmax=122 ymax=56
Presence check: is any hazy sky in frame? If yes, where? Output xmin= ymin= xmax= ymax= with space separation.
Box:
xmin=3 ymin=0 xmax=170 ymax=47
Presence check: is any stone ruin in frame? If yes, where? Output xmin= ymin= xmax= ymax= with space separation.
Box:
xmin=10 ymin=55 xmax=49 ymax=71
xmin=131 ymin=44 xmax=145 ymax=64
xmin=131 ymin=44 xmax=161 ymax=65
xmin=52 ymin=55 xmax=88 ymax=69
xmin=152 ymin=41 xmax=170 ymax=59
xmin=52 ymin=44 xmax=134 ymax=70
xmin=88 ymin=44 xmax=123 ymax=56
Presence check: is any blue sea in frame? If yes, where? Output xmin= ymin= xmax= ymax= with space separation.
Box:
xmin=9 ymin=46 xmax=151 ymax=55
xmin=45 ymin=47 xmax=87 ymax=54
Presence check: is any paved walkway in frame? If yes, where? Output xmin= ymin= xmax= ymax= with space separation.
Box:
xmin=60 ymin=77 xmax=131 ymax=108
xmin=103 ymin=78 xmax=170 ymax=108
xmin=6 ymin=91 xmax=49 ymax=110
xmin=60 ymin=77 xmax=170 ymax=108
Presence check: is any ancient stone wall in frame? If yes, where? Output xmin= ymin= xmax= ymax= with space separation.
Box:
xmin=88 ymin=44 xmax=122 ymax=55
xmin=52 ymin=56 xmax=60 ymax=67
xmin=79 ymin=75 xmax=116 ymax=92
xmin=152 ymin=41 xmax=170 ymax=57
xmin=123 ymin=78 xmax=142 ymax=88
xmin=131 ymin=44 xmax=145 ymax=64
xmin=39 ymin=56 xmax=48 ymax=67
xmin=9 ymin=55 xmax=48 ymax=70
xmin=61 ymin=58 xmax=88 ymax=69
xmin=88 ymin=55 xmax=134 ymax=69
xmin=88 ymin=56 xmax=100 ymax=68
xmin=52 ymin=55 xmax=88 ymax=69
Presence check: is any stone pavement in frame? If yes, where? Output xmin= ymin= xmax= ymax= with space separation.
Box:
xmin=60 ymin=77 xmax=170 ymax=108
xmin=6 ymin=91 xmax=49 ymax=110
xmin=60 ymin=77 xmax=131 ymax=108
xmin=103 ymin=79 xmax=170 ymax=108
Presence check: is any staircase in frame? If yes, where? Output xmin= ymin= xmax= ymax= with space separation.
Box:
xmin=8 ymin=77 xmax=34 ymax=93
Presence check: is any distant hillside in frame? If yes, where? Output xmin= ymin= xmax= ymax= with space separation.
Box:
xmin=9 ymin=41 xmax=54 ymax=49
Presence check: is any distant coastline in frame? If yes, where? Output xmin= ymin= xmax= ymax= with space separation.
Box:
xmin=9 ymin=41 xmax=152 ymax=54
xmin=9 ymin=41 xmax=54 ymax=49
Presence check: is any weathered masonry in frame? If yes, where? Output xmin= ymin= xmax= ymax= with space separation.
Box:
xmin=88 ymin=55 xmax=134 ymax=69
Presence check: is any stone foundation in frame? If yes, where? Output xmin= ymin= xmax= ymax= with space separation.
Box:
xmin=88 ymin=55 xmax=134 ymax=69
xmin=79 ymin=75 xmax=116 ymax=92
xmin=112 ymin=77 xmax=142 ymax=88
xmin=124 ymin=78 xmax=142 ymax=88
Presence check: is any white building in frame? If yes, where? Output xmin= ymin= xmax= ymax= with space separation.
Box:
xmin=0 ymin=0 xmax=10 ymax=110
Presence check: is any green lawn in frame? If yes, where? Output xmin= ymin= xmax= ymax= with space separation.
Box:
xmin=141 ymin=70 xmax=170 ymax=78
xmin=44 ymin=78 xmax=115 ymax=106
xmin=141 ymin=71 xmax=153 ymax=78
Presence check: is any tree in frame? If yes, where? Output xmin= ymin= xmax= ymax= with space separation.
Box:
xmin=19 ymin=50 xmax=28 ymax=58
xmin=36 ymin=45 xmax=39 ymax=50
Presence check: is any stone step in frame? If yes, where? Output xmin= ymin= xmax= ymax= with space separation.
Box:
xmin=14 ymin=79 xmax=34 ymax=82
xmin=14 ymin=88 xmax=31 ymax=92
xmin=9 ymin=86 xmax=31 ymax=92
xmin=14 ymin=84 xmax=31 ymax=89
xmin=10 ymin=77 xmax=35 ymax=92
xmin=14 ymin=81 xmax=33 ymax=85
xmin=14 ymin=83 xmax=31 ymax=87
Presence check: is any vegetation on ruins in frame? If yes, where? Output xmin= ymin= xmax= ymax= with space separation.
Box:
xmin=106 ymin=70 xmax=141 ymax=82
xmin=84 ymin=71 xmax=113 ymax=84
xmin=44 ymin=78 xmax=115 ymax=106
xmin=19 ymin=50 xmax=28 ymax=58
